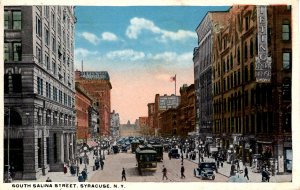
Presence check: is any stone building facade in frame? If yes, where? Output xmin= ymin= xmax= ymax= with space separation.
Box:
xmin=193 ymin=11 xmax=229 ymax=139
xmin=75 ymin=71 xmax=112 ymax=136
xmin=4 ymin=6 xmax=76 ymax=180
xmin=211 ymin=5 xmax=292 ymax=172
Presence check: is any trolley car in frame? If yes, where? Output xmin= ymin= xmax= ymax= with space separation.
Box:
xmin=152 ymin=144 xmax=163 ymax=161
xmin=135 ymin=145 xmax=157 ymax=174
xmin=131 ymin=140 xmax=140 ymax=153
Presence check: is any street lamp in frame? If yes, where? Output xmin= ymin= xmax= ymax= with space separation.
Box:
xmin=83 ymin=146 xmax=88 ymax=170
xmin=4 ymin=107 xmax=11 ymax=183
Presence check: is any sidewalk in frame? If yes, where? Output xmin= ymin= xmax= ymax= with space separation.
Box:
xmin=184 ymin=151 xmax=292 ymax=183
xmin=14 ymin=150 xmax=108 ymax=183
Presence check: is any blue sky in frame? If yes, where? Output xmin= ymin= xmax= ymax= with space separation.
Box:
xmin=74 ymin=6 xmax=229 ymax=123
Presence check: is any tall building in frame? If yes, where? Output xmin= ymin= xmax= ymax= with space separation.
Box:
xmin=75 ymin=70 xmax=112 ymax=136
xmin=110 ymin=110 xmax=120 ymax=137
xmin=156 ymin=84 xmax=195 ymax=137
xmin=193 ymin=11 xmax=229 ymax=140
xmin=4 ymin=6 xmax=76 ymax=179
xmin=153 ymin=94 xmax=180 ymax=136
xmin=211 ymin=5 xmax=292 ymax=172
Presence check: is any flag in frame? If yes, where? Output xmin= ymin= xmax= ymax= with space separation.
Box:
xmin=170 ymin=75 xmax=176 ymax=82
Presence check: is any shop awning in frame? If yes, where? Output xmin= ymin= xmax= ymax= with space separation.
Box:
xmin=256 ymin=140 xmax=272 ymax=144
xmin=86 ymin=141 xmax=98 ymax=148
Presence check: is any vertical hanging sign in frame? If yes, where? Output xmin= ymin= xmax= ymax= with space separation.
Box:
xmin=256 ymin=5 xmax=272 ymax=83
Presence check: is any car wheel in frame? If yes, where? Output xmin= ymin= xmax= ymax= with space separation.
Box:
xmin=194 ymin=170 xmax=196 ymax=177
xmin=212 ymin=175 xmax=215 ymax=180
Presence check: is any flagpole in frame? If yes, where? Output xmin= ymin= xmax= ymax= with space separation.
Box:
xmin=175 ymin=74 xmax=176 ymax=96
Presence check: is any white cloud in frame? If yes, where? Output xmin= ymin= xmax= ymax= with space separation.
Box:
xmin=160 ymin=30 xmax=197 ymax=42
xmin=126 ymin=17 xmax=161 ymax=39
xmin=106 ymin=49 xmax=145 ymax=61
xmin=75 ymin=48 xmax=98 ymax=58
xmin=80 ymin=32 xmax=100 ymax=45
xmin=126 ymin=17 xmax=197 ymax=42
xmin=79 ymin=31 xmax=118 ymax=45
xmin=102 ymin=32 xmax=118 ymax=41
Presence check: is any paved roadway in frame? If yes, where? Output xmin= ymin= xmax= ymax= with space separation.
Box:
xmin=89 ymin=151 xmax=227 ymax=182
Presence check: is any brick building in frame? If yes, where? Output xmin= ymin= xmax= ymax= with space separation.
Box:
xmin=75 ymin=82 xmax=98 ymax=141
xmin=75 ymin=71 xmax=112 ymax=136
xmin=211 ymin=5 xmax=291 ymax=172
xmin=152 ymin=94 xmax=180 ymax=136
xmin=147 ymin=103 xmax=155 ymax=135
xmin=138 ymin=116 xmax=149 ymax=135
xmin=4 ymin=6 xmax=76 ymax=180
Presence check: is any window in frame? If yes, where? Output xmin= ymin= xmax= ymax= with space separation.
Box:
xmin=12 ymin=11 xmax=22 ymax=30
xmin=51 ymin=12 xmax=55 ymax=27
xmin=244 ymin=42 xmax=248 ymax=61
xmin=52 ymin=36 xmax=56 ymax=52
xmin=4 ymin=74 xmax=9 ymax=93
xmin=283 ymin=113 xmax=291 ymax=132
xmin=37 ymin=77 xmax=43 ymax=95
xmin=250 ymin=39 xmax=254 ymax=57
xmin=45 ymin=28 xmax=49 ymax=46
xmin=45 ymin=54 xmax=50 ymax=70
xmin=46 ymin=82 xmax=49 ymax=97
xmin=250 ymin=62 xmax=254 ymax=80
xmin=13 ymin=42 xmax=22 ymax=61
xmin=64 ymin=93 xmax=67 ymax=105
xmin=59 ymin=90 xmax=62 ymax=103
xmin=244 ymin=66 xmax=248 ymax=82
xmin=36 ymin=16 xmax=42 ymax=37
xmin=44 ymin=6 xmax=49 ymax=18
xmin=52 ymin=60 xmax=57 ymax=74
xmin=36 ymin=46 xmax=42 ymax=63
xmin=4 ymin=43 xmax=9 ymax=61
xmin=237 ymin=47 xmax=240 ymax=64
xmin=245 ymin=15 xmax=250 ymax=31
xmin=4 ymin=11 xmax=8 ymax=29
xmin=53 ymin=86 xmax=57 ymax=101
xmin=12 ymin=74 xmax=22 ymax=93
xmin=283 ymin=52 xmax=291 ymax=69
xmin=282 ymin=20 xmax=290 ymax=41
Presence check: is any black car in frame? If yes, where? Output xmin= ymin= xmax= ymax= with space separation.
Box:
xmin=169 ymin=148 xmax=180 ymax=159
xmin=194 ymin=162 xmax=216 ymax=180
xmin=112 ymin=145 xmax=120 ymax=153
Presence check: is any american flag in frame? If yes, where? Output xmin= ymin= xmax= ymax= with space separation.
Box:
xmin=170 ymin=75 xmax=176 ymax=82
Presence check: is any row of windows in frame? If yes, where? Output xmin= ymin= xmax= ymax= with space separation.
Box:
xmin=213 ymin=51 xmax=291 ymax=96
xmin=213 ymin=111 xmax=291 ymax=134
xmin=37 ymin=76 xmax=74 ymax=107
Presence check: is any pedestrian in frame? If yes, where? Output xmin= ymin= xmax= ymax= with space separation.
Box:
xmin=237 ymin=160 xmax=240 ymax=172
xmin=162 ymin=165 xmax=168 ymax=180
xmin=80 ymin=157 xmax=82 ymax=164
xmin=221 ymin=161 xmax=223 ymax=168
xmin=168 ymin=152 xmax=172 ymax=160
xmin=63 ymin=163 xmax=68 ymax=174
xmin=81 ymin=169 xmax=87 ymax=182
xmin=244 ymin=166 xmax=249 ymax=180
xmin=78 ymin=174 xmax=84 ymax=182
xmin=230 ymin=164 xmax=235 ymax=176
xmin=46 ymin=177 xmax=52 ymax=182
xmin=217 ymin=159 xmax=220 ymax=168
xmin=180 ymin=164 xmax=185 ymax=179
xmin=121 ymin=168 xmax=126 ymax=181
xmin=100 ymin=159 xmax=104 ymax=170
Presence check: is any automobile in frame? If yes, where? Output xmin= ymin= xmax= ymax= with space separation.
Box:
xmin=194 ymin=162 xmax=216 ymax=180
xmin=112 ymin=145 xmax=120 ymax=154
xmin=169 ymin=148 xmax=180 ymax=159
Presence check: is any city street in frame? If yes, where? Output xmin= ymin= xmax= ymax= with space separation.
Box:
xmin=89 ymin=151 xmax=227 ymax=182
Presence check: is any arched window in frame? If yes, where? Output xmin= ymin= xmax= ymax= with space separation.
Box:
xmin=244 ymin=42 xmax=248 ymax=61
xmin=4 ymin=109 xmax=22 ymax=126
